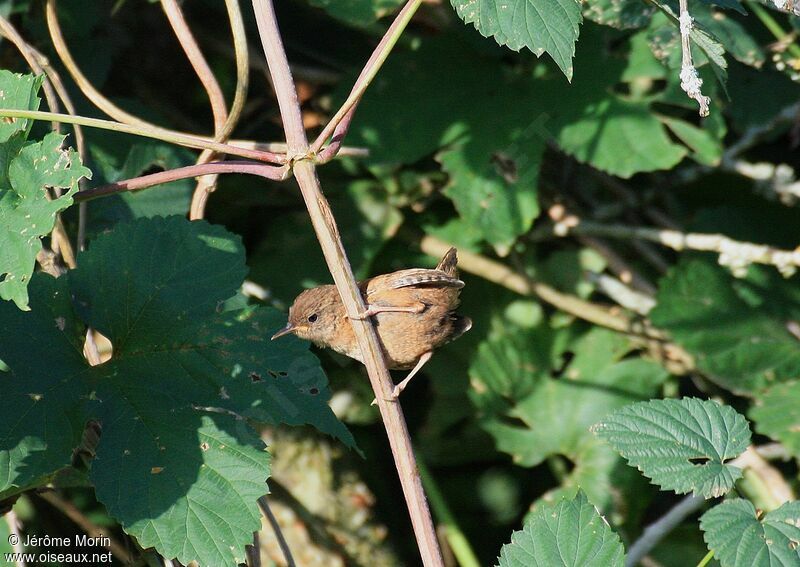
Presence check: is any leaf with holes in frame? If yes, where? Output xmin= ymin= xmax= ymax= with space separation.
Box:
xmin=0 ymin=216 xmax=353 ymax=567
xmin=0 ymin=131 xmax=90 ymax=310
xmin=451 ymin=0 xmax=583 ymax=80
xmin=700 ymin=499 xmax=800 ymax=567
xmin=592 ymin=398 xmax=751 ymax=498
xmin=497 ymin=490 xmax=625 ymax=566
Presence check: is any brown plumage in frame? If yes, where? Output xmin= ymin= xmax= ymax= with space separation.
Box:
xmin=272 ymin=248 xmax=471 ymax=397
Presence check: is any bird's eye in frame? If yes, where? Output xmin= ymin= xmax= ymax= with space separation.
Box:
xmin=307 ymin=313 xmax=318 ymax=323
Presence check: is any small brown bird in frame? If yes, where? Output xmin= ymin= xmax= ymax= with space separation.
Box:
xmin=272 ymin=248 xmax=472 ymax=397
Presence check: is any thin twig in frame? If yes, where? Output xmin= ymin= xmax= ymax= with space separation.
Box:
xmin=46 ymin=0 xmax=155 ymax=130
xmin=625 ymin=494 xmax=706 ymax=567
xmin=420 ymin=235 xmax=662 ymax=338
xmin=73 ymin=162 xmax=289 ymax=202
xmin=258 ymin=497 xmax=295 ymax=567
xmin=161 ymin=0 xmax=229 ymax=133
xmin=588 ymin=272 xmax=656 ymax=315
xmin=310 ymin=0 xmax=423 ymax=160
xmin=45 ymin=0 xmax=281 ymax=165
xmin=246 ymin=529 xmax=261 ymax=567
xmin=38 ymin=490 xmax=133 ymax=563
xmin=252 ymin=1 xmax=443 ymax=564
xmin=547 ymin=217 xmax=800 ymax=277
xmin=0 ymin=109 xmax=285 ymax=163
xmin=161 ymin=0 xmax=231 ymax=220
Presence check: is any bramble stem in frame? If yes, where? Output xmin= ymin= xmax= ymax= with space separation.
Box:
xmin=252 ymin=1 xmax=444 ymax=564
xmin=73 ymin=162 xmax=289 ymax=202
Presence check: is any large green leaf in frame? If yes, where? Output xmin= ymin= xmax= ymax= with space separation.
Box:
xmin=651 ymin=260 xmax=800 ymax=394
xmin=439 ymin=90 xmax=545 ymax=251
xmin=496 ymin=490 xmax=625 ymax=566
xmin=539 ymin=25 xmax=687 ymax=177
xmin=0 ymin=132 xmax=90 ymax=310
xmin=0 ymin=216 xmax=353 ymax=566
xmin=471 ymin=326 xmax=668 ymax=514
xmin=338 ymin=37 xmax=544 ymax=249
xmin=593 ymin=398 xmax=751 ymax=498
xmin=750 ymin=381 xmax=800 ymax=458
xmin=700 ymin=499 xmax=800 ymax=567
xmin=451 ymin=0 xmax=583 ymax=80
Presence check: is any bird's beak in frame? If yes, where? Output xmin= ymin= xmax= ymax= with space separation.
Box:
xmin=271 ymin=323 xmax=296 ymax=340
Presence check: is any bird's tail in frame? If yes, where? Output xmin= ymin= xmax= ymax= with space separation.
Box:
xmin=448 ymin=314 xmax=472 ymax=342
xmin=436 ymin=247 xmax=459 ymax=277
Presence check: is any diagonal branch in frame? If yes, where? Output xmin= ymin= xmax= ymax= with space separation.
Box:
xmin=251 ymin=1 xmax=444 ymax=565
xmin=73 ymin=161 xmax=289 ymax=202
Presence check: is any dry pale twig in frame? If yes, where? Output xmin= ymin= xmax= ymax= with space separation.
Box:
xmin=547 ymin=217 xmax=800 ymax=277
xmin=677 ymin=0 xmax=710 ymax=116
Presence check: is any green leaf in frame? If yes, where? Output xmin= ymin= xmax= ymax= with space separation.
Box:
xmin=592 ymin=398 xmax=751 ymax=498
xmin=341 ymin=37 xmax=504 ymax=165
xmin=659 ymin=116 xmax=722 ymax=166
xmin=0 ymin=132 xmax=91 ymax=310
xmin=439 ymin=103 xmax=545 ymax=252
xmin=0 ymin=71 xmax=41 ymax=143
xmin=309 ymin=0 xmax=404 ymax=25
xmin=541 ymin=26 xmax=687 ymax=177
xmin=555 ymin=97 xmax=687 ymax=176
xmin=451 ymin=0 xmax=583 ymax=80
xmin=583 ymin=0 xmax=654 ymax=29
xmin=471 ymin=327 xmax=668 ymax=514
xmin=700 ymin=499 xmax=800 ymax=567
xmin=750 ymin=381 xmax=800 ymax=458
xmin=692 ymin=6 xmax=763 ymax=68
xmin=651 ymin=260 xmax=800 ymax=394
xmin=496 ymin=490 xmax=625 ymax=566
xmin=0 ymin=216 xmax=353 ymax=566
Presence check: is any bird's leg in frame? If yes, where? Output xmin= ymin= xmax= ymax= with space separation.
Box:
xmin=392 ymin=351 xmax=433 ymax=398
xmin=349 ymin=302 xmax=426 ymax=320
xmin=370 ymin=351 xmax=433 ymax=405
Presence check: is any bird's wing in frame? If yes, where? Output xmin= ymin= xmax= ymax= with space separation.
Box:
xmin=365 ymin=268 xmax=464 ymax=296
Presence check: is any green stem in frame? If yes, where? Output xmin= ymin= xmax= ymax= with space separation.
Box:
xmin=749 ymin=2 xmax=800 ymax=58
xmin=0 ymin=109 xmax=285 ymax=163
xmin=696 ymin=549 xmax=714 ymax=567
xmin=416 ymin=453 xmax=481 ymax=567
